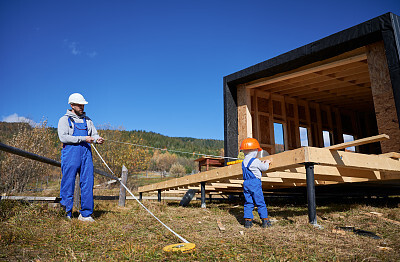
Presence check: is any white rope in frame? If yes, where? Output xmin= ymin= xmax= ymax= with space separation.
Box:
xmin=91 ymin=144 xmax=189 ymax=244
xmin=105 ymin=138 xmax=238 ymax=160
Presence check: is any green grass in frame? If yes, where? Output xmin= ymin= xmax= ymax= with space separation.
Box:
xmin=1 ymin=198 xmax=399 ymax=261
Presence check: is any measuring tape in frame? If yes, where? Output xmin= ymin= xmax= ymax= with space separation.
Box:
xmin=91 ymin=144 xmax=196 ymax=252
xmin=105 ymin=138 xmax=238 ymax=161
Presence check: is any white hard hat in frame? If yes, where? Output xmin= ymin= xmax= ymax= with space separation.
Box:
xmin=68 ymin=93 xmax=88 ymax=105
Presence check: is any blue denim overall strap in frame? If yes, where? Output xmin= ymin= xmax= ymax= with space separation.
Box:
xmin=68 ymin=116 xmax=88 ymax=134
xmin=60 ymin=116 xmax=94 ymax=217
xmin=242 ymin=158 xmax=256 ymax=180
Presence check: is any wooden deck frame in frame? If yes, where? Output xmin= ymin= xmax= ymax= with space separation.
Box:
xmin=138 ymin=146 xmax=400 ymax=194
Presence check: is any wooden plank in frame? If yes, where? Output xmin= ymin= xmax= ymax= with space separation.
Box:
xmin=305 ymin=147 xmax=400 ymax=172
xmin=138 ymin=147 xmax=307 ymax=193
xmin=380 ymin=152 xmax=400 ymax=159
xmin=365 ymin=212 xmax=400 ymax=226
xmin=283 ymin=166 xmax=382 ymax=179
xmin=245 ymin=53 xmax=367 ymax=89
xmin=211 ymin=183 xmax=242 ymax=188
xmin=263 ymin=64 xmax=369 ymax=93
xmin=325 ymin=134 xmax=389 ymax=150
xmin=231 ymin=170 xmax=373 ymax=183
xmin=0 ymin=196 xmax=58 ymax=201
xmin=216 ymin=219 xmax=226 ymax=231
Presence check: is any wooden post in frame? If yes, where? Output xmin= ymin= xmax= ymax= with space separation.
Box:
xmin=237 ymin=84 xmax=253 ymax=151
xmin=118 ymin=165 xmax=128 ymax=207
xmin=158 ymin=189 xmax=162 ymax=202
xmin=73 ymin=173 xmax=80 ymax=210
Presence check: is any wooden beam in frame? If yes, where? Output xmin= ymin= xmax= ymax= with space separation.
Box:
xmin=237 ymin=84 xmax=253 ymax=150
xmin=325 ymin=134 xmax=389 ymax=150
xmin=245 ymin=53 xmax=367 ymax=89
xmin=283 ymin=166 xmax=382 ymax=179
xmin=138 ymin=147 xmax=307 ymax=193
xmin=305 ymin=147 xmax=400 ymax=172
xmin=211 ymin=183 xmax=242 ymax=188
xmin=380 ymin=152 xmax=400 ymax=159
xmin=138 ymin=144 xmax=400 ymax=194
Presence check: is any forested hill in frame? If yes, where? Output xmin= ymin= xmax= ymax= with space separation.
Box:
xmin=0 ymin=122 xmax=224 ymax=158
xmin=129 ymin=130 xmax=224 ymax=157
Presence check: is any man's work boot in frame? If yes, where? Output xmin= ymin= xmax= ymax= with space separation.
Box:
xmin=244 ymin=219 xmax=253 ymax=228
xmin=262 ymin=218 xmax=272 ymax=228
xmin=78 ymin=214 xmax=95 ymax=222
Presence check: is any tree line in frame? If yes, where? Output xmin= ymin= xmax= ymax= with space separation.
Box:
xmin=0 ymin=122 xmax=224 ymax=193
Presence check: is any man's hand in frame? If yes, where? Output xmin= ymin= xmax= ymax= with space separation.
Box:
xmin=86 ymin=136 xmax=95 ymax=143
xmin=96 ymin=137 xmax=104 ymax=144
xmin=263 ymin=159 xmax=271 ymax=165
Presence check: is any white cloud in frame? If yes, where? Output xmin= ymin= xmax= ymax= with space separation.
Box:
xmin=87 ymin=51 xmax=98 ymax=58
xmin=69 ymin=41 xmax=81 ymax=55
xmin=2 ymin=113 xmax=38 ymax=127
xmin=63 ymin=39 xmax=98 ymax=58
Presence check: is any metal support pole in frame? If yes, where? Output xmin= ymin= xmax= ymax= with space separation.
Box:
xmin=305 ymin=162 xmax=319 ymax=226
xmin=139 ymin=192 xmax=143 ymax=201
xmin=201 ymin=182 xmax=206 ymax=208
xmin=158 ymin=189 xmax=161 ymax=202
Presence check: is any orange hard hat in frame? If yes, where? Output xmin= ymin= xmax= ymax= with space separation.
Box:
xmin=240 ymin=138 xmax=262 ymax=151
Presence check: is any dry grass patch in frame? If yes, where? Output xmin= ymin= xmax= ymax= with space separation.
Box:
xmin=0 ymin=198 xmax=399 ymax=261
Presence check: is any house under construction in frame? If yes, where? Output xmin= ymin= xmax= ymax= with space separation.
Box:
xmin=138 ymin=13 xmax=400 ymax=224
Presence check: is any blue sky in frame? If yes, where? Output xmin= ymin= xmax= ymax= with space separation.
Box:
xmin=1 ymin=1 xmax=399 ymax=140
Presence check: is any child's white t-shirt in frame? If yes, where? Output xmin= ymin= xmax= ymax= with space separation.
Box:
xmin=242 ymin=150 xmax=270 ymax=179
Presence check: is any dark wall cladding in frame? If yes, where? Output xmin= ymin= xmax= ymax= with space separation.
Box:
xmin=223 ymin=12 xmax=400 ymax=159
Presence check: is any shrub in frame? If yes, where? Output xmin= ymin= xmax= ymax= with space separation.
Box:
xmin=94 ymin=129 xmax=152 ymax=180
xmin=0 ymin=121 xmax=59 ymax=193
xmin=169 ymin=163 xmax=186 ymax=177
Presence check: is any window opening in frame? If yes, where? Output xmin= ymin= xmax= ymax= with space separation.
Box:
xmin=299 ymin=127 xmax=309 ymax=147
xmin=323 ymin=130 xmax=332 ymax=147
xmin=274 ymin=122 xmax=285 ymax=153
xmin=343 ymin=134 xmax=355 ymax=152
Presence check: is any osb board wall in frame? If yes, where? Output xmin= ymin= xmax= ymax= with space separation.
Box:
xmin=238 ymin=90 xmax=380 ymax=155
xmin=366 ymin=41 xmax=400 ymax=153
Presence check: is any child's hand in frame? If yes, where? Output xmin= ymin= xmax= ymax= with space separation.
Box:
xmin=264 ymin=159 xmax=271 ymax=164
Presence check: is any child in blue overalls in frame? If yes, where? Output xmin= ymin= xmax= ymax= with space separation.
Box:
xmin=240 ymin=138 xmax=272 ymax=228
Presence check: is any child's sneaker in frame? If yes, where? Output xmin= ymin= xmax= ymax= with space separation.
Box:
xmin=244 ymin=219 xmax=253 ymax=228
xmin=262 ymin=218 xmax=272 ymax=228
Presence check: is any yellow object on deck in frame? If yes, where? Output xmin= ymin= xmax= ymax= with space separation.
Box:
xmin=227 ymin=159 xmax=243 ymax=166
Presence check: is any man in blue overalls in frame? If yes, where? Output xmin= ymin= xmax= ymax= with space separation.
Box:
xmin=57 ymin=93 xmax=104 ymax=221
xmin=240 ymin=138 xmax=272 ymax=228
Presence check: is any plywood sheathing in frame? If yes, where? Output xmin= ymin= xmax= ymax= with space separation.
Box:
xmin=366 ymin=41 xmax=400 ymax=153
